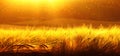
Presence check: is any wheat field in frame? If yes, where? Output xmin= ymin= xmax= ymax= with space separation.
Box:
xmin=0 ymin=24 xmax=120 ymax=55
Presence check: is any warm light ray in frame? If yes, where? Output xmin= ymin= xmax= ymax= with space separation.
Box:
xmin=3 ymin=0 xmax=72 ymax=18
xmin=3 ymin=0 xmax=69 ymax=8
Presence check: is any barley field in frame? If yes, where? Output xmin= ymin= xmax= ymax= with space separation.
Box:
xmin=0 ymin=24 xmax=120 ymax=56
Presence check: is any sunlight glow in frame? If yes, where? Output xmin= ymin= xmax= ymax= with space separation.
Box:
xmin=3 ymin=0 xmax=71 ymax=18
xmin=4 ymin=0 xmax=68 ymax=6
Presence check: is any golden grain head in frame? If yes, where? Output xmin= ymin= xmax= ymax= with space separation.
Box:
xmin=0 ymin=25 xmax=120 ymax=52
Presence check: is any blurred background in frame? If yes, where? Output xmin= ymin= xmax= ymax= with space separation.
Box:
xmin=0 ymin=0 xmax=120 ymax=26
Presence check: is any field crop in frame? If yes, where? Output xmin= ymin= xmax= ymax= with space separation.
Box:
xmin=0 ymin=24 xmax=120 ymax=56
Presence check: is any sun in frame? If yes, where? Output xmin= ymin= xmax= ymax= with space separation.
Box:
xmin=4 ymin=0 xmax=69 ymax=11
xmin=3 ymin=0 xmax=69 ymax=10
xmin=2 ymin=0 xmax=72 ymax=18
xmin=4 ymin=0 xmax=65 ymax=5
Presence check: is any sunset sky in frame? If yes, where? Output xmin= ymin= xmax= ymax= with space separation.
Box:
xmin=0 ymin=0 xmax=120 ymax=25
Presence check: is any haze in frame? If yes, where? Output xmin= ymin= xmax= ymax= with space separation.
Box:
xmin=0 ymin=0 xmax=120 ymax=26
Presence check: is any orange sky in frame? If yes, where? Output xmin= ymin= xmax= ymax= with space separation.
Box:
xmin=0 ymin=0 xmax=73 ymax=20
xmin=0 ymin=0 xmax=120 ymax=25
